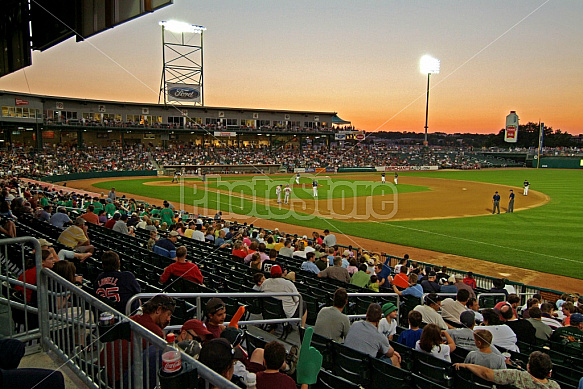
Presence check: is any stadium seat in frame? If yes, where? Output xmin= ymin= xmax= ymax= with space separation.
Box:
xmin=260 ymin=297 xmax=292 ymax=339
xmin=454 ymin=365 xmax=495 ymax=389
xmin=411 ymin=373 xmax=452 ymax=389
xmin=389 ymin=340 xmax=413 ymax=371
xmin=412 ymin=350 xmax=455 ymax=387
xmin=316 ymin=369 xmax=361 ymax=389
xmin=244 ymin=331 xmax=267 ymax=356
xmin=551 ymin=364 xmax=582 ymax=389
xmin=449 ymin=346 xmax=470 ymax=364
xmin=331 ymin=342 xmax=371 ymax=387
xmin=370 ymin=356 xmax=411 ymax=389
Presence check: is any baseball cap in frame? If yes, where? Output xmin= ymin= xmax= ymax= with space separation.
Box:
xmin=75 ymin=217 xmax=86 ymax=225
xmin=448 ymin=275 xmax=456 ymax=284
xmin=570 ymin=313 xmax=583 ymax=324
xmin=439 ymin=277 xmax=448 ymax=285
xmin=382 ymin=302 xmax=397 ymax=316
xmin=428 ymin=271 xmax=437 ymax=277
xmin=168 ymin=231 xmax=179 ymax=237
xmin=199 ymin=338 xmax=237 ymax=375
xmin=37 ymin=238 xmax=53 ymax=247
xmin=205 ymin=298 xmax=226 ymax=315
xmin=181 ymin=319 xmax=212 ymax=338
xmin=221 ymin=327 xmax=244 ymax=348
xmin=460 ymin=310 xmax=475 ymax=327
xmin=454 ymin=274 xmax=463 ymax=280
xmin=270 ymin=265 xmax=283 ymax=276
xmin=425 ymin=293 xmax=444 ymax=306
xmin=342 ymin=250 xmax=351 ymax=257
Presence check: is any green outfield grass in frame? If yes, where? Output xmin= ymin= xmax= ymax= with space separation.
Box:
xmin=93 ymin=169 xmax=583 ymax=279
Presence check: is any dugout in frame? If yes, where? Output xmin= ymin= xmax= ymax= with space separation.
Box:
xmin=532 ymin=157 xmax=583 ymax=169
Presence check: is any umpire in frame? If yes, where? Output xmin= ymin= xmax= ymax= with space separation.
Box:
xmin=492 ymin=191 xmax=501 ymax=214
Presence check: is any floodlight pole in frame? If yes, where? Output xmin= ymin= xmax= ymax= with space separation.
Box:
xmin=424 ymin=72 xmax=431 ymax=145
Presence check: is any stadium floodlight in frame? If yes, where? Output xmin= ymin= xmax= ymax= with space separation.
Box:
xmin=420 ymin=55 xmax=440 ymax=145
xmin=159 ymin=20 xmax=206 ymax=34
xmin=420 ymin=55 xmax=440 ymax=74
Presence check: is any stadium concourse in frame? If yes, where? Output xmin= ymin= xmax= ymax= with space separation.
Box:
xmin=1 ymin=175 xmax=583 ymax=388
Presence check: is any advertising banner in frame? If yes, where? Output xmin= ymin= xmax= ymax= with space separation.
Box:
xmin=213 ymin=131 xmax=237 ymax=137
xmin=167 ymin=83 xmax=202 ymax=102
xmin=378 ymin=165 xmax=439 ymax=172
xmin=334 ymin=134 xmax=347 ymax=140
xmin=504 ymin=111 xmax=519 ymax=143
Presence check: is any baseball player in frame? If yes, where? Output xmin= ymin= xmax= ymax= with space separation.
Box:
xmin=381 ymin=172 xmax=386 ymax=183
xmin=275 ymin=185 xmax=282 ymax=204
xmin=295 ymin=172 xmax=300 ymax=185
xmin=312 ymin=180 xmax=318 ymax=197
xmin=523 ymin=179 xmax=530 ymax=196
xmin=172 ymin=169 xmax=181 ymax=183
xmin=507 ymin=189 xmax=515 ymax=213
xmin=394 ymin=172 xmax=399 ymax=185
xmin=284 ymin=184 xmax=292 ymax=204
xmin=492 ymin=191 xmax=501 ymax=214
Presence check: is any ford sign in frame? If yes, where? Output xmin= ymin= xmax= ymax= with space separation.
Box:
xmin=167 ymin=84 xmax=201 ymax=102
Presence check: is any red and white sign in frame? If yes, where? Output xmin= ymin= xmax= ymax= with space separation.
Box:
xmin=15 ymin=99 xmax=29 ymax=106
xmin=355 ymin=133 xmax=365 ymax=141
xmin=213 ymin=131 xmax=237 ymax=137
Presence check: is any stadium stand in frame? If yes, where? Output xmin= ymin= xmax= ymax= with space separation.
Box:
xmin=1 ymin=176 xmax=581 ymax=389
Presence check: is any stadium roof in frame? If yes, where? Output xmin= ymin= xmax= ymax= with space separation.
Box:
xmin=332 ymin=115 xmax=351 ymax=125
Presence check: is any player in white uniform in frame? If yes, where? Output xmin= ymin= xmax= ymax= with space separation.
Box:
xmin=394 ymin=172 xmax=398 ymax=185
xmin=381 ymin=172 xmax=386 ymax=183
xmin=284 ymin=184 xmax=292 ymax=204
xmin=295 ymin=173 xmax=300 ymax=185
xmin=275 ymin=185 xmax=282 ymax=204
xmin=523 ymin=179 xmax=530 ymax=196
xmin=312 ymin=180 xmax=318 ymax=197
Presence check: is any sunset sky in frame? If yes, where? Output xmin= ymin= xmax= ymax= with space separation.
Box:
xmin=1 ymin=0 xmax=582 ymax=134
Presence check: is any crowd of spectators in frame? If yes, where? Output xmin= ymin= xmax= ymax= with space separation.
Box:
xmin=0 ymin=145 xmax=153 ymax=178
xmin=0 ymin=143 xmax=501 ymax=178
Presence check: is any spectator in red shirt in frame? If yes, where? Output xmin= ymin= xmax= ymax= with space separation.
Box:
xmin=104 ymin=212 xmax=120 ymax=229
xmin=80 ymin=204 xmax=100 ymax=225
xmin=463 ymin=271 xmax=477 ymax=289
xmin=159 ymin=246 xmax=203 ymax=285
xmin=390 ymin=266 xmax=410 ymax=289
xmin=15 ymin=249 xmax=54 ymax=302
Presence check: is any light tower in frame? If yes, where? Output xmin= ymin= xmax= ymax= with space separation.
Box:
xmin=158 ymin=20 xmax=206 ymax=107
xmin=420 ymin=55 xmax=440 ymax=145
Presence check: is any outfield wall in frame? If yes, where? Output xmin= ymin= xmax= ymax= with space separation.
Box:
xmin=532 ymin=157 xmax=583 ymax=169
xmin=40 ymin=170 xmax=155 ymax=183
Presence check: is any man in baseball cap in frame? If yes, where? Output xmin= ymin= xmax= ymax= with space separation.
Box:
xmin=412 ymin=293 xmax=448 ymax=330
xmin=57 ymin=215 xmax=95 ymax=254
xmin=175 ymin=319 xmax=213 ymax=357
xmin=261 ymin=265 xmax=306 ymax=327
xmin=550 ymin=312 xmax=583 ymax=347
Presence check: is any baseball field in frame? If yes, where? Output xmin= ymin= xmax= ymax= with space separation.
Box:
xmin=69 ymin=168 xmax=582 ymax=286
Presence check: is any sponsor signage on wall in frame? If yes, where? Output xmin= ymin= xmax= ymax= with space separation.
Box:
xmin=167 ymin=83 xmax=201 ymax=102
xmin=213 ymin=131 xmax=237 ymax=137
xmin=15 ymin=98 xmax=29 ymax=105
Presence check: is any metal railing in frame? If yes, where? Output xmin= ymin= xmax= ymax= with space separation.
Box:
xmin=126 ymin=292 xmax=303 ymax=327
xmin=39 ymin=269 xmax=241 ymax=389
xmin=0 ymin=236 xmax=42 ymax=345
